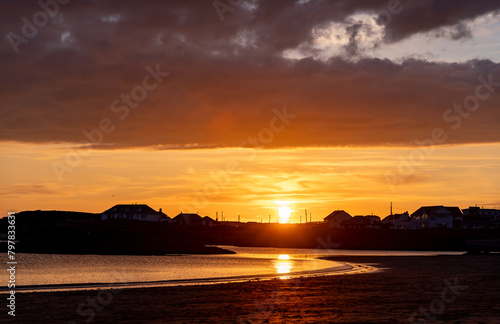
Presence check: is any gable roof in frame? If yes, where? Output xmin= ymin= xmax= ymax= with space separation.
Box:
xmin=324 ymin=210 xmax=352 ymax=220
xmin=173 ymin=213 xmax=203 ymax=223
xmin=382 ymin=212 xmax=410 ymax=223
xmin=411 ymin=206 xmax=463 ymax=218
xmin=203 ymin=216 xmax=216 ymax=222
xmin=103 ymin=204 xmax=169 ymax=218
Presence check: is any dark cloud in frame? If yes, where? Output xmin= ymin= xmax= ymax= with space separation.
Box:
xmin=450 ymin=22 xmax=473 ymax=40
xmin=381 ymin=0 xmax=500 ymax=42
xmin=343 ymin=23 xmax=362 ymax=56
xmin=0 ymin=0 xmax=499 ymax=149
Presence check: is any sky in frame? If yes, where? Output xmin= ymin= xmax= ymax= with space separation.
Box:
xmin=1 ymin=0 xmax=500 ymax=222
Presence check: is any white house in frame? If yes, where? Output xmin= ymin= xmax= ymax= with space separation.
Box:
xmin=101 ymin=204 xmax=170 ymax=222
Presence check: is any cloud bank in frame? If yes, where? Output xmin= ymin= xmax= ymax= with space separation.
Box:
xmin=1 ymin=0 xmax=499 ymax=149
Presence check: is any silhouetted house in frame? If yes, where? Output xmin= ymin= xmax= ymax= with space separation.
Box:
xmin=173 ymin=213 xmax=203 ymax=226
xmin=324 ymin=210 xmax=352 ymax=228
xmin=365 ymin=215 xmax=381 ymax=226
xmin=341 ymin=215 xmax=381 ymax=229
xmin=461 ymin=206 xmax=499 ymax=229
xmin=410 ymin=206 xmax=463 ymax=229
xmin=463 ymin=207 xmax=500 ymax=221
xmin=101 ymin=204 xmax=170 ymax=222
xmin=202 ymin=216 xmax=216 ymax=227
xmin=342 ymin=216 xmax=371 ymax=229
xmin=382 ymin=212 xmax=411 ymax=229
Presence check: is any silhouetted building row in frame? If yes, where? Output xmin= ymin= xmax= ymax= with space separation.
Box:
xmin=461 ymin=207 xmax=500 ymax=229
xmin=172 ymin=212 xmax=216 ymax=226
xmin=101 ymin=203 xmax=500 ymax=229
xmin=324 ymin=210 xmax=381 ymax=229
xmin=101 ymin=204 xmax=217 ymax=226
xmin=324 ymin=205 xmax=500 ymax=229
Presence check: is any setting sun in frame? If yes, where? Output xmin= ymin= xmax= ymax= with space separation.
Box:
xmin=278 ymin=207 xmax=292 ymax=223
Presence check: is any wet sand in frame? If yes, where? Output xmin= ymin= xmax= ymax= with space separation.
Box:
xmin=4 ymin=254 xmax=500 ymax=323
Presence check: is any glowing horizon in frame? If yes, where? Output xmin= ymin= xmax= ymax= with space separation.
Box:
xmin=1 ymin=142 xmax=499 ymax=222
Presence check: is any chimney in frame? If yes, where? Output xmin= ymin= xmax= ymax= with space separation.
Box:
xmin=159 ymin=208 xmax=162 ymax=213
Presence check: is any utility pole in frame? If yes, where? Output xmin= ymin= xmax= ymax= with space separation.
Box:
xmin=390 ymin=202 xmax=393 ymax=216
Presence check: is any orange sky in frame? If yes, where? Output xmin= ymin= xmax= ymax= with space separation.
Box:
xmin=1 ymin=2 xmax=499 ymax=221
xmin=1 ymin=142 xmax=499 ymax=222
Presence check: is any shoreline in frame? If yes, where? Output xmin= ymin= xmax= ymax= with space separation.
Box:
xmin=2 ymin=254 xmax=367 ymax=294
xmin=3 ymin=254 xmax=500 ymax=323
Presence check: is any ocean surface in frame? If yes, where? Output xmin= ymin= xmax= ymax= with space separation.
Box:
xmin=0 ymin=247 xmax=462 ymax=292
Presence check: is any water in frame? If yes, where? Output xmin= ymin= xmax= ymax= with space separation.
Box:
xmin=223 ymin=246 xmax=464 ymax=257
xmin=0 ymin=247 xmax=462 ymax=292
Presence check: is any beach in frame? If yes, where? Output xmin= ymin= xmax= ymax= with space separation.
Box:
xmin=3 ymin=254 xmax=500 ymax=323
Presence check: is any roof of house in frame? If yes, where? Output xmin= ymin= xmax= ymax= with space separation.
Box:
xmin=102 ymin=204 xmax=169 ymax=218
xmin=173 ymin=213 xmax=203 ymax=222
xmin=203 ymin=216 xmax=216 ymax=222
xmin=342 ymin=215 xmax=371 ymax=226
xmin=324 ymin=210 xmax=352 ymax=221
xmin=411 ymin=206 xmax=463 ymax=218
xmin=382 ymin=212 xmax=410 ymax=223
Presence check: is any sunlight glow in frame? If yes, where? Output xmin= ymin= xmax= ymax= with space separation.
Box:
xmin=274 ymin=257 xmax=293 ymax=275
xmin=278 ymin=206 xmax=292 ymax=223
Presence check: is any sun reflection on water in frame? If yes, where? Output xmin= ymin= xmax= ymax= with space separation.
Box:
xmin=274 ymin=255 xmax=293 ymax=278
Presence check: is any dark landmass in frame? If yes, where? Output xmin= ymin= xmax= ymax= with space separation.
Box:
xmin=2 ymin=210 xmax=500 ymax=255
xmin=206 ymin=223 xmax=500 ymax=252
xmin=3 ymin=254 xmax=499 ymax=323
xmin=1 ymin=210 xmax=233 ymax=255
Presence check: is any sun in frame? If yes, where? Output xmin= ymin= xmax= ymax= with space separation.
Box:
xmin=278 ymin=206 xmax=291 ymax=223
